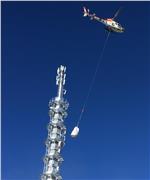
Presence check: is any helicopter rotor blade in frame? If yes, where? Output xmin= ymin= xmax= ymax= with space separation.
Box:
xmin=112 ymin=7 xmax=123 ymax=20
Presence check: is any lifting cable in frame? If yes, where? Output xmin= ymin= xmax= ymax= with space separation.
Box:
xmin=76 ymin=32 xmax=111 ymax=127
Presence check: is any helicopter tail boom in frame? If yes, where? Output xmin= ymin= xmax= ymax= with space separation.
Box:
xmin=83 ymin=7 xmax=103 ymax=22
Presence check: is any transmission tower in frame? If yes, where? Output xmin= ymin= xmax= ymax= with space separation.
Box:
xmin=41 ymin=65 xmax=69 ymax=180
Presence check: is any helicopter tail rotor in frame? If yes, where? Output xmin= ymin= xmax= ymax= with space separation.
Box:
xmin=83 ymin=7 xmax=90 ymax=17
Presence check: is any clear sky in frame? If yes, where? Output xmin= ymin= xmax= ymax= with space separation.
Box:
xmin=2 ymin=1 xmax=150 ymax=180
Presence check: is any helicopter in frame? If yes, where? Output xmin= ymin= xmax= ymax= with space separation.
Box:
xmin=83 ymin=7 xmax=125 ymax=33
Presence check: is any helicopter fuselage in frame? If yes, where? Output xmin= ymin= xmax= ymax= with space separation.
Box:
xmin=101 ymin=18 xmax=124 ymax=33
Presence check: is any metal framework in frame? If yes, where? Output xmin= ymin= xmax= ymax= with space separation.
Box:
xmin=41 ymin=65 xmax=69 ymax=180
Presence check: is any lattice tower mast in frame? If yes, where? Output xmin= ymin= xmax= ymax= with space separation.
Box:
xmin=41 ymin=65 xmax=69 ymax=180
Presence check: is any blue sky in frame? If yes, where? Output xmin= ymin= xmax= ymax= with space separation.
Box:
xmin=2 ymin=1 xmax=150 ymax=180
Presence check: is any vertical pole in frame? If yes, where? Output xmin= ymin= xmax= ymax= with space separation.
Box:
xmin=41 ymin=65 xmax=69 ymax=180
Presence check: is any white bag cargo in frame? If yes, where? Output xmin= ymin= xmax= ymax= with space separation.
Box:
xmin=71 ymin=126 xmax=79 ymax=138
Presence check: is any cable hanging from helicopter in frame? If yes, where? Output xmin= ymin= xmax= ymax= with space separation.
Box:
xmin=71 ymin=6 xmax=124 ymax=138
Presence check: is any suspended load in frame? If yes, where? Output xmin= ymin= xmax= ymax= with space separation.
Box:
xmin=71 ymin=126 xmax=79 ymax=138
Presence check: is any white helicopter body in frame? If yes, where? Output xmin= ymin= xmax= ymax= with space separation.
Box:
xmin=83 ymin=7 xmax=125 ymax=33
